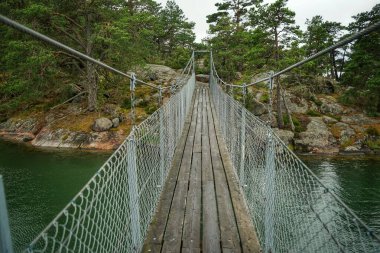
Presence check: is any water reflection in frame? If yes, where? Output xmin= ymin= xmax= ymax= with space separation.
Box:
xmin=301 ymin=155 xmax=380 ymax=234
xmin=0 ymin=140 xmax=110 ymax=252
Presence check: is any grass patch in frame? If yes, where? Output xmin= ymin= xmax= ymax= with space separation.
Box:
xmin=366 ymin=126 xmax=379 ymax=137
xmin=122 ymin=97 xmax=132 ymax=109
xmin=51 ymin=112 xmax=99 ymax=132
xmin=283 ymin=114 xmax=307 ymax=133
xmin=326 ymin=113 xmax=341 ymax=121
xmin=260 ymin=93 xmax=269 ymax=103
xmin=365 ymin=139 xmax=380 ymax=150
xmin=310 ymin=95 xmax=322 ymax=107
xmin=330 ymin=125 xmax=341 ymax=139
xmin=145 ymin=104 xmax=158 ymax=115
xmin=341 ymin=138 xmax=355 ymax=148
xmin=306 ymin=110 xmax=321 ymax=117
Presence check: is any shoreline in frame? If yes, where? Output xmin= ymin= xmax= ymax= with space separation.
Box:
xmin=1 ymin=136 xmax=378 ymax=157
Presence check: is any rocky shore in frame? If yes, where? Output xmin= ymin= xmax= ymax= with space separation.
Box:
xmin=0 ymin=65 xmax=379 ymax=154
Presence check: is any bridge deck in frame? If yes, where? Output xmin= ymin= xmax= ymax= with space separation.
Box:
xmin=143 ymin=84 xmax=260 ymax=253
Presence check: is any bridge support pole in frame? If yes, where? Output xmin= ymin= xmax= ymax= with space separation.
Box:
xmin=264 ymin=74 xmax=276 ymax=253
xmin=239 ymin=84 xmax=247 ymax=186
xmin=229 ymin=86 xmax=235 ymax=164
xmin=127 ymin=131 xmax=142 ymax=251
xmin=159 ymin=87 xmax=165 ymax=186
xmin=0 ymin=176 xmax=14 ymax=253
xmin=264 ymin=132 xmax=275 ymax=253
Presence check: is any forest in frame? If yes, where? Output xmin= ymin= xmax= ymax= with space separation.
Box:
xmin=0 ymin=0 xmax=379 ymax=127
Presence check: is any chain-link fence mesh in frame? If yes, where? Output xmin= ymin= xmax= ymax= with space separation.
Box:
xmin=209 ymin=69 xmax=380 ymax=253
xmin=25 ymin=72 xmax=195 ymax=253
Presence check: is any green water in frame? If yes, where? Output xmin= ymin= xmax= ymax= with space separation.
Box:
xmin=0 ymin=139 xmax=379 ymax=252
xmin=0 ymin=140 xmax=111 ymax=252
xmin=301 ymin=155 xmax=380 ymax=234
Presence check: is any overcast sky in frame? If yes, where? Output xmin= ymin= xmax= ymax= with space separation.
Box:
xmin=155 ymin=0 xmax=378 ymax=42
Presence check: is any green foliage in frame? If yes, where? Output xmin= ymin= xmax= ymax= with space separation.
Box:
xmin=365 ymin=139 xmax=380 ymax=150
xmin=310 ymin=95 xmax=322 ymax=107
xmin=303 ymin=15 xmax=345 ymax=79
xmin=122 ymin=98 xmax=132 ymax=109
xmin=341 ymin=138 xmax=356 ymax=148
xmin=366 ymin=127 xmax=379 ymax=137
xmin=145 ymin=104 xmax=158 ymax=115
xmin=283 ymin=114 xmax=305 ymax=133
xmin=341 ymin=4 xmax=380 ymax=114
xmin=260 ymin=93 xmax=269 ymax=103
xmin=0 ymin=0 xmax=195 ymax=119
xmin=327 ymin=114 xmax=341 ymax=122
xmin=306 ymin=110 xmax=321 ymax=117
xmin=339 ymin=88 xmax=379 ymax=115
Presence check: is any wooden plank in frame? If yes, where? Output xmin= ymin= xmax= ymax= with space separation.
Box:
xmin=192 ymin=88 xmax=203 ymax=154
xmin=182 ymin=153 xmax=202 ymax=250
xmin=161 ymin=181 xmax=189 ymax=252
xmin=202 ymin=88 xmax=221 ymax=253
xmin=209 ymin=89 xmax=261 ymax=253
xmin=206 ymin=89 xmax=242 ymax=252
xmin=178 ymin=88 xmax=201 ymax=182
xmin=182 ymin=248 xmax=201 ymax=253
xmin=162 ymin=87 xmax=202 ymax=252
xmin=201 ymin=88 xmax=213 ymax=182
xmin=142 ymin=88 xmax=200 ymax=252
xmin=202 ymin=182 xmax=221 ymax=252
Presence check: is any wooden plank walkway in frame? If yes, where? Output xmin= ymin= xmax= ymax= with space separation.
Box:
xmin=143 ymin=84 xmax=260 ymax=253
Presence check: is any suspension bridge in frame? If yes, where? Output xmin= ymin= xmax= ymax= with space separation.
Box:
xmin=1 ymin=15 xmax=380 ymax=253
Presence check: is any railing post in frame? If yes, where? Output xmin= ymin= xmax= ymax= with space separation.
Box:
xmin=229 ymin=85 xmax=235 ymax=162
xmin=169 ymin=84 xmax=175 ymax=157
xmin=0 ymin=176 xmax=14 ymax=253
xmin=127 ymin=131 xmax=141 ymax=251
xmin=192 ymin=51 xmax=196 ymax=74
xmin=130 ymin=73 xmax=137 ymax=127
xmin=209 ymin=50 xmax=213 ymax=87
xmin=239 ymin=84 xmax=247 ymax=187
xmin=264 ymin=73 xmax=275 ymax=253
xmin=159 ymin=86 xmax=165 ymax=186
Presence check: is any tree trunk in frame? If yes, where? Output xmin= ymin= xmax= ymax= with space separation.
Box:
xmin=281 ymin=87 xmax=295 ymax=132
xmin=274 ymin=31 xmax=284 ymax=129
xmin=127 ymin=0 xmax=135 ymax=14
xmin=330 ymin=50 xmax=338 ymax=80
xmin=85 ymin=12 xmax=97 ymax=111
xmin=339 ymin=48 xmax=347 ymax=80
xmin=86 ymin=62 xmax=97 ymax=111
xmin=276 ymin=78 xmax=284 ymax=129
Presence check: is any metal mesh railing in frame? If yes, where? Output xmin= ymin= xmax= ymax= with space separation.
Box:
xmin=25 ymin=73 xmax=195 ymax=253
xmin=209 ymin=69 xmax=380 ymax=253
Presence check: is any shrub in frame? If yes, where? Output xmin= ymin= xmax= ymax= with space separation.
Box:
xmin=306 ymin=110 xmax=321 ymax=117
xmin=145 ymin=105 xmax=158 ymax=115
xmin=283 ymin=114 xmax=306 ymax=133
xmin=260 ymin=93 xmax=269 ymax=103
xmin=310 ymin=95 xmax=322 ymax=107
xmin=341 ymin=138 xmax=355 ymax=148
xmin=366 ymin=126 xmax=379 ymax=137
xmin=365 ymin=139 xmax=380 ymax=150
xmin=327 ymin=113 xmax=341 ymax=121
xmin=139 ymin=99 xmax=149 ymax=108
xmin=122 ymin=98 xmax=131 ymax=109
xmin=339 ymin=88 xmax=380 ymax=116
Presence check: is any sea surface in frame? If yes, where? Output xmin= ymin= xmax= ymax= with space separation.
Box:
xmin=0 ymin=139 xmax=379 ymax=252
